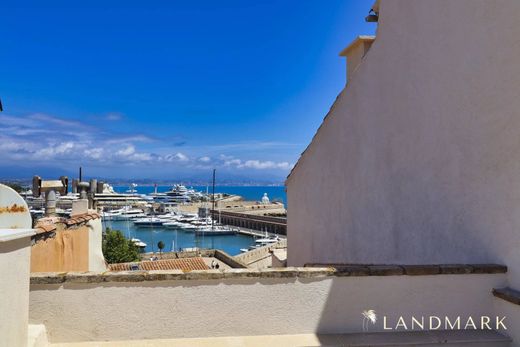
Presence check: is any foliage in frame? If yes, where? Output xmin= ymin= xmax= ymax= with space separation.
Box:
xmin=1 ymin=182 xmax=26 ymax=193
xmin=157 ymin=241 xmax=165 ymax=254
xmin=102 ymin=228 xmax=140 ymax=264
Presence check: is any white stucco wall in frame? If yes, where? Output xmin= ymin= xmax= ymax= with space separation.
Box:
xmin=29 ymin=274 xmax=508 ymax=343
xmin=494 ymin=298 xmax=520 ymax=345
xmin=87 ymin=218 xmax=106 ymax=272
xmin=287 ymin=0 xmax=520 ymax=289
xmin=1 ymin=234 xmax=33 ymax=347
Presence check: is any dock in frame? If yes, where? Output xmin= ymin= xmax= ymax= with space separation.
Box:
xmin=211 ymin=210 xmax=287 ymax=235
xmin=235 ymin=227 xmax=281 ymax=238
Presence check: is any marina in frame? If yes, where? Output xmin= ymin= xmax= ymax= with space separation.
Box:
xmin=23 ymin=176 xmax=287 ymax=256
xmin=103 ymin=219 xmax=257 ymax=255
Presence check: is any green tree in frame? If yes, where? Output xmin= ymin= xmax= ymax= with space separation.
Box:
xmin=1 ymin=182 xmax=25 ymax=193
xmin=157 ymin=241 xmax=165 ymax=256
xmin=102 ymin=228 xmax=140 ymax=264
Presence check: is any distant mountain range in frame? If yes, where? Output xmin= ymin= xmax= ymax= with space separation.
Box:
xmin=1 ymin=177 xmax=285 ymax=187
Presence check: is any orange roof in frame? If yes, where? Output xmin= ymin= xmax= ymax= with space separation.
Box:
xmin=109 ymin=257 xmax=210 ymax=272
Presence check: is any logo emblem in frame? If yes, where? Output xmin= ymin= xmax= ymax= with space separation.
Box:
xmin=362 ymin=310 xmax=377 ymax=331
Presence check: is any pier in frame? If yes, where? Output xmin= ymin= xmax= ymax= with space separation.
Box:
xmin=212 ymin=210 xmax=287 ymax=235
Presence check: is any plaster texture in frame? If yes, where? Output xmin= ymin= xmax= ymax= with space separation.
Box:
xmin=1 ymin=236 xmax=33 ymax=347
xmin=30 ymin=273 xmax=506 ymax=343
xmin=287 ymin=0 xmax=520 ymax=292
xmin=87 ymin=218 xmax=105 ymax=272
xmin=31 ymin=218 xmax=105 ymax=272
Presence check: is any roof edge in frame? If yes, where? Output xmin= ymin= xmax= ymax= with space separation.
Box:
xmin=339 ymin=35 xmax=376 ymax=57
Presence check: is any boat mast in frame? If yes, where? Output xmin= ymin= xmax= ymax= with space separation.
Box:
xmin=211 ymin=169 xmax=216 ymax=230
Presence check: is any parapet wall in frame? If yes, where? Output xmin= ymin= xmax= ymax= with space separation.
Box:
xmin=31 ymin=213 xmax=105 ymax=272
xmin=29 ymin=264 xmax=511 ymax=343
xmin=235 ymin=239 xmax=287 ymax=268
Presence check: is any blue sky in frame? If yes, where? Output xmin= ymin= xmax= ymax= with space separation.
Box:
xmin=0 ymin=0 xmax=375 ymax=182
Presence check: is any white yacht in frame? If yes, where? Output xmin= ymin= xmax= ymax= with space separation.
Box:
xmin=131 ymin=238 xmax=147 ymax=248
xmin=95 ymin=183 xmax=148 ymax=208
xmin=102 ymin=206 xmax=146 ymax=221
xmin=165 ymin=184 xmax=191 ymax=203
xmin=255 ymin=231 xmax=280 ymax=245
xmin=102 ymin=210 xmax=122 ymax=221
xmin=195 ymin=225 xmax=238 ymax=236
xmin=163 ymin=221 xmax=182 ymax=228
xmin=133 ymin=217 xmax=163 ymax=227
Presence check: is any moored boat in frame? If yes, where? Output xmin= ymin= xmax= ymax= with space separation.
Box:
xmin=133 ymin=217 xmax=163 ymax=227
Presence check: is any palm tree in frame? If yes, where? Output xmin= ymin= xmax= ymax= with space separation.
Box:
xmin=362 ymin=310 xmax=377 ymax=332
xmin=157 ymin=241 xmax=165 ymax=257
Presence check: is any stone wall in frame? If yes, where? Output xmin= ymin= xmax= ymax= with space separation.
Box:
xmin=235 ymin=239 xmax=287 ymax=269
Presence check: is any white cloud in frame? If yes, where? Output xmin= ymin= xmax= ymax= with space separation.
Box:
xmin=216 ymin=154 xmax=292 ymax=171
xmin=164 ymin=152 xmax=189 ymax=162
xmin=84 ymin=148 xmax=104 ymax=160
xmin=36 ymin=142 xmax=76 ymax=158
xmin=0 ymin=112 xmax=295 ymax=174
xmin=116 ymin=145 xmax=136 ymax=157
xmin=239 ymin=160 xmax=292 ymax=170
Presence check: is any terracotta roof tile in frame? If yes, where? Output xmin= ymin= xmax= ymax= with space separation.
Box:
xmin=34 ymin=223 xmax=57 ymax=234
xmin=108 ymin=257 xmax=210 ymax=272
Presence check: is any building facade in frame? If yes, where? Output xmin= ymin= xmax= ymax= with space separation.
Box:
xmin=287 ymin=0 xmax=520 ymax=292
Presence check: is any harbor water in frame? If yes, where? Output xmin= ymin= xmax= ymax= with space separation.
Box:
xmin=104 ymin=185 xmax=286 ymax=255
xmin=103 ymin=219 xmax=256 ymax=256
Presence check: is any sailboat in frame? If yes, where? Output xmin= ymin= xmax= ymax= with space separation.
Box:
xmin=195 ymin=169 xmax=237 ymax=236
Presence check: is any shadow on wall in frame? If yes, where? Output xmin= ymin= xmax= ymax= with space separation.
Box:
xmin=315 ymin=275 xmax=507 ymax=337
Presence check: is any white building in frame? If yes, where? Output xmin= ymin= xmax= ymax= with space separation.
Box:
xmin=287 ymin=0 xmax=520 ymax=279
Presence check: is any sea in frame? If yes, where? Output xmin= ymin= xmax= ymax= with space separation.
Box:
xmin=103 ymin=185 xmax=286 ymax=255
xmin=112 ymin=185 xmax=287 ymax=206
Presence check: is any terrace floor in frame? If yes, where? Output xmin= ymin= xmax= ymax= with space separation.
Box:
xmin=49 ymin=331 xmax=511 ymax=347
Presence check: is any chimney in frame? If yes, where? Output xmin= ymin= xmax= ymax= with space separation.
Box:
xmin=339 ymin=36 xmax=375 ymax=84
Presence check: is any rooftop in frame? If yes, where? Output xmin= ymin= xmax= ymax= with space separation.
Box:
xmin=108 ymin=257 xmax=210 ymax=272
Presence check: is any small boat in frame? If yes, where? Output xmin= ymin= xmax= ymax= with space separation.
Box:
xmin=255 ymin=237 xmax=279 ymax=244
xmin=239 ymin=248 xmax=249 ymax=253
xmin=195 ymin=225 xmax=237 ymax=236
xmin=131 ymin=238 xmax=147 ymax=248
xmin=255 ymin=230 xmax=280 ymax=244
